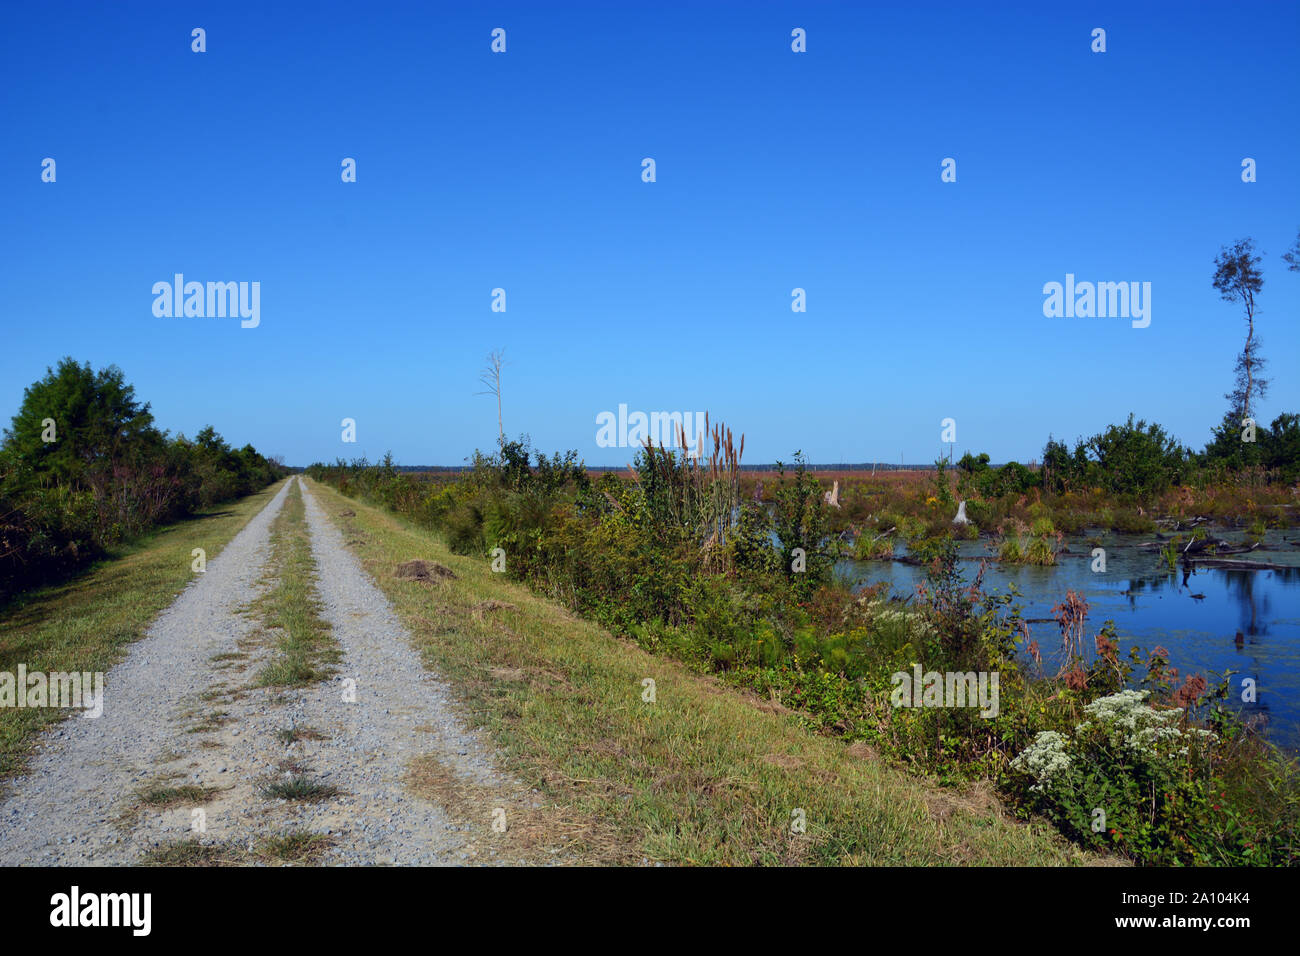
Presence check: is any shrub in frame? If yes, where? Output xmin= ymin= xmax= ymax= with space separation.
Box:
xmin=962 ymin=498 xmax=995 ymax=528
xmin=770 ymin=453 xmax=833 ymax=596
xmin=956 ymin=452 xmax=991 ymax=476
xmin=731 ymin=500 xmax=779 ymax=574
xmin=976 ymin=461 xmax=1038 ymax=498
xmin=1085 ymin=415 xmax=1190 ymax=497
xmin=1008 ymin=690 xmax=1223 ymax=863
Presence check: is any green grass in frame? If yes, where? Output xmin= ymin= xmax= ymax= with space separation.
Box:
xmin=259 ymin=774 xmax=339 ymax=802
xmin=251 ymin=479 xmax=339 ymax=687
xmin=0 ymin=479 xmax=289 ymax=790
xmin=304 ymin=477 xmax=1101 ymax=866
xmin=137 ymin=783 xmax=220 ymax=808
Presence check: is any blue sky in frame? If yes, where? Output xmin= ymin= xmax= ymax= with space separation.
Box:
xmin=2 ymin=1 xmax=1297 ymax=467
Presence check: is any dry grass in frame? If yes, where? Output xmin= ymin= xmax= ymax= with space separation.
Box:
xmin=407 ymin=752 xmax=627 ymax=865
xmin=140 ymin=831 xmax=337 ymax=866
xmin=256 ymin=831 xmax=336 ymax=863
xmin=275 ymin=724 xmax=327 ymax=745
xmin=139 ymin=841 xmax=245 ymax=866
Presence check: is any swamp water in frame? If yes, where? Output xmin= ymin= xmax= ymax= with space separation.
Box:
xmin=840 ymin=530 xmax=1300 ymax=751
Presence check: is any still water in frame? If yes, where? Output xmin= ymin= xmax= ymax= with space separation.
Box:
xmin=840 ymin=531 xmax=1300 ymax=752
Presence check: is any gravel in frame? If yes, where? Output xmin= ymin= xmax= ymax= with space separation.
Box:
xmin=0 ymin=477 xmax=514 ymax=866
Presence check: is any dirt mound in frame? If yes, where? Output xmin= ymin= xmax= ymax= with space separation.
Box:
xmin=761 ymin=752 xmax=805 ymax=770
xmin=394 ymin=559 xmax=456 ymax=581
xmin=845 ymin=741 xmax=878 ymax=761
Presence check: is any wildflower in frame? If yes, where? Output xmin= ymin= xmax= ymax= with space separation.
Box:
xmin=1010 ymin=731 xmax=1072 ymax=794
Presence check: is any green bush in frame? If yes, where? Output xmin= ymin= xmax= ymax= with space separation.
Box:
xmin=1087 ymin=415 xmax=1190 ymax=496
xmin=731 ymin=500 xmax=779 ymax=574
xmin=1005 ymin=690 xmax=1280 ymax=864
xmin=962 ymin=498 xmax=995 ymax=528
xmin=770 ymin=453 xmax=833 ymax=596
xmin=976 ymin=461 xmax=1038 ymax=498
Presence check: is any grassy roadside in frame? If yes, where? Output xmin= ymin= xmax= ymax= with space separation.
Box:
xmin=0 ymin=478 xmax=289 ymax=788
xmin=303 ymin=477 xmax=1102 ymax=866
xmin=248 ymin=478 xmax=339 ymax=687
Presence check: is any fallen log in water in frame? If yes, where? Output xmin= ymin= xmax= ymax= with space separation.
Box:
xmin=1189 ymin=540 xmax=1261 ymax=556
xmin=1154 ymin=515 xmax=1212 ymax=531
xmin=1186 ymin=557 xmax=1291 ymax=571
xmin=1139 ymin=539 xmax=1262 ymax=555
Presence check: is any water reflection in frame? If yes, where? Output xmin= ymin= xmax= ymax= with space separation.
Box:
xmin=840 ymin=532 xmax=1300 ymax=752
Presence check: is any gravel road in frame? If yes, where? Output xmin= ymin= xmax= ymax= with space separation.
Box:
xmin=0 ymin=477 xmax=517 ymax=866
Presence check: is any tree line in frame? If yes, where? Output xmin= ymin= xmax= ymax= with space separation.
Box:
xmin=0 ymin=357 xmax=286 ymax=602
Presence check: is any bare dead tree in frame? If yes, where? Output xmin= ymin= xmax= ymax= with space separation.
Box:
xmin=476 ymin=349 xmax=506 ymax=441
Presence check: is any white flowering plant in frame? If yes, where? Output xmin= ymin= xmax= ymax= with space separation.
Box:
xmin=1008 ymin=690 xmax=1219 ymax=861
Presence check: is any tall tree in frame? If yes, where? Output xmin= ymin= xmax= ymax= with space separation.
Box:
xmin=1212 ymin=238 xmax=1267 ymax=423
xmin=1 ymin=357 xmax=157 ymax=488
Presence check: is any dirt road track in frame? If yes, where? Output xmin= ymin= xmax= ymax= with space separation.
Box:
xmin=0 ymin=478 xmax=516 ymax=866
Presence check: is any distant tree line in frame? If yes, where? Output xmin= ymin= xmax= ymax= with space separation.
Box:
xmin=0 ymin=357 xmax=285 ymax=602
xmin=952 ymin=409 xmax=1299 ymax=501
xmin=958 ymin=231 xmax=1300 ymax=498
